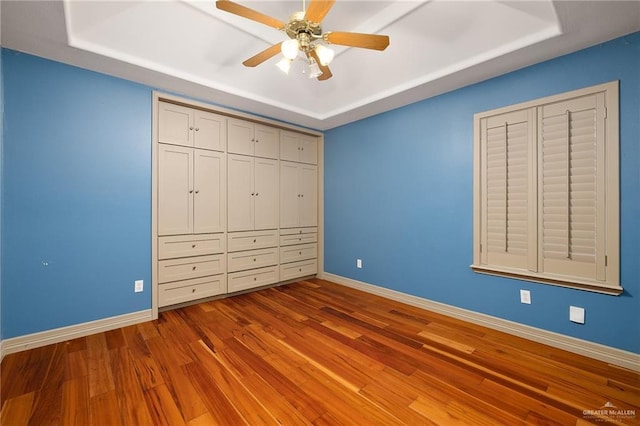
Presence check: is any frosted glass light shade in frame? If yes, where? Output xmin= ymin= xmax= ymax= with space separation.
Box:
xmin=307 ymin=60 xmax=322 ymax=79
xmin=281 ymin=39 xmax=300 ymax=60
xmin=314 ymin=44 xmax=334 ymax=66
xmin=276 ymin=58 xmax=292 ymax=74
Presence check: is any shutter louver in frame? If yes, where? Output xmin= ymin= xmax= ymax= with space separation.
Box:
xmin=540 ymin=95 xmax=603 ymax=280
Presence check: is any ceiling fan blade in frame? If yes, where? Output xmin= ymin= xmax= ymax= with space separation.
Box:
xmin=242 ymin=42 xmax=283 ymax=67
xmin=216 ymin=0 xmax=285 ymax=29
xmin=325 ymin=31 xmax=390 ymax=50
xmin=304 ymin=0 xmax=336 ymax=23
xmin=308 ymin=50 xmax=333 ymax=81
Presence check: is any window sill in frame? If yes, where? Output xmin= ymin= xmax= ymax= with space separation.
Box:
xmin=470 ymin=265 xmax=623 ymax=296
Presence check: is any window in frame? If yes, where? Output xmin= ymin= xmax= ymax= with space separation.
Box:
xmin=472 ymin=81 xmax=621 ymax=295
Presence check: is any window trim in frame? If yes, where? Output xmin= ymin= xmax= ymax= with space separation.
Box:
xmin=472 ymin=81 xmax=621 ymax=295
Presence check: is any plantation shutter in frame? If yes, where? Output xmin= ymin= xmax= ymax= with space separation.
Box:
xmin=480 ymin=109 xmax=536 ymax=271
xmin=538 ymin=93 xmax=606 ymax=281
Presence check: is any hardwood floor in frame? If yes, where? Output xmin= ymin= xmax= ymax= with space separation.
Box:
xmin=2 ymin=279 xmax=639 ymax=425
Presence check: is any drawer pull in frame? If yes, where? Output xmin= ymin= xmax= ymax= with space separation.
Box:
xmin=253 ymin=258 xmax=257 ymax=262
xmin=192 ymin=244 xmax=196 ymax=248
xmin=192 ymin=266 xmax=197 ymax=270
xmin=253 ymin=239 xmax=257 ymax=243
xmin=254 ymin=277 xmax=257 ymax=281
xmin=192 ymin=288 xmax=196 ymax=293
xmin=299 ymin=268 xmax=302 ymax=272
xmin=299 ymin=251 xmax=302 ymax=255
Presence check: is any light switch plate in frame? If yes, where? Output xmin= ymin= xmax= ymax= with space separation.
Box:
xmin=570 ymin=306 xmax=585 ymax=324
xmin=135 ymin=280 xmax=144 ymax=293
xmin=356 ymin=259 xmax=362 ymax=269
xmin=520 ymin=290 xmax=531 ymax=304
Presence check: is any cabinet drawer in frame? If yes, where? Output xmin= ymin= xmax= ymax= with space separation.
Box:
xmin=228 ymin=248 xmax=278 ymax=273
xmin=228 ymin=266 xmax=279 ymax=293
xmin=280 ymin=232 xmax=317 ymax=246
xmin=158 ymin=275 xmax=227 ymax=307
xmin=228 ymin=230 xmax=278 ymax=252
xmin=280 ymin=259 xmax=317 ymax=281
xmin=279 ymin=243 xmax=317 ymax=264
xmin=158 ymin=254 xmax=225 ymax=283
xmin=280 ymin=227 xmax=317 ymax=236
xmin=158 ymin=234 xmax=225 ymax=259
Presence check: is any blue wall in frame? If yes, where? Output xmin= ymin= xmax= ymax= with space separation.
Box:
xmin=324 ymin=33 xmax=640 ymax=353
xmin=2 ymin=50 xmax=152 ymax=338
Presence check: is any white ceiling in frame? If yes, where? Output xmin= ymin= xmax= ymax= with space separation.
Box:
xmin=1 ymin=1 xmax=639 ymax=130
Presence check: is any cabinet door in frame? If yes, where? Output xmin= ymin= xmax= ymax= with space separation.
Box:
xmin=280 ymin=162 xmax=300 ymax=228
xmin=159 ymin=103 xmax=194 ymax=147
xmin=254 ymin=124 xmax=279 ymax=159
xmin=158 ymin=145 xmax=193 ymax=235
xmin=228 ymin=118 xmax=255 ymax=156
xmin=194 ymin=150 xmax=226 ymax=233
xmin=280 ymin=131 xmax=300 ymax=162
xmin=194 ymin=110 xmax=226 ymax=152
xmin=299 ymin=134 xmax=318 ymax=165
xmin=299 ymin=164 xmax=318 ymax=226
xmin=254 ymin=158 xmax=279 ymax=230
xmin=227 ymin=154 xmax=254 ymax=232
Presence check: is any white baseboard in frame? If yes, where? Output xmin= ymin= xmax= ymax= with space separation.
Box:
xmin=1 ymin=309 xmax=153 ymax=361
xmin=321 ymin=272 xmax=640 ymax=372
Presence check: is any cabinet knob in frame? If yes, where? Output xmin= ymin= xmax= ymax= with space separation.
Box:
xmin=189 ymin=126 xmax=194 ymax=130
xmin=251 ymin=138 xmax=255 ymax=142
xmin=254 ymin=277 xmax=257 ymax=281
xmin=192 ymin=266 xmax=197 ymax=270
xmin=299 ymin=251 xmax=302 ymax=255
xmin=192 ymin=288 xmax=196 ymax=293
xmin=255 ymin=192 xmax=259 ymax=196
xmin=251 ymin=192 xmax=255 ymax=196
xmin=195 ymin=190 xmax=199 ymax=194
xmin=253 ymin=239 xmax=257 ymax=243
xmin=195 ymin=127 xmax=199 ymax=131
xmin=189 ymin=190 xmax=194 ymax=194
xmin=253 ymin=258 xmax=257 ymax=262
xmin=192 ymin=244 xmax=196 ymax=248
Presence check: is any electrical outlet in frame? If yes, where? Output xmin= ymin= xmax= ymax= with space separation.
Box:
xmin=135 ymin=280 xmax=144 ymax=293
xmin=570 ymin=306 xmax=585 ymax=324
xmin=520 ymin=289 xmax=531 ymax=304
xmin=356 ymin=259 xmax=362 ymax=269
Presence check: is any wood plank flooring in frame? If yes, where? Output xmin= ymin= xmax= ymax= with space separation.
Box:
xmin=2 ymin=279 xmax=639 ymax=425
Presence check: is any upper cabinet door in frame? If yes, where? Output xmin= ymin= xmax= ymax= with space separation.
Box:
xmin=254 ymin=124 xmax=279 ymax=159
xmin=280 ymin=130 xmax=318 ymax=164
xmin=194 ymin=110 xmax=227 ymax=152
xmin=228 ymin=118 xmax=255 ymax=156
xmin=193 ymin=150 xmax=226 ymax=234
xmin=159 ymin=103 xmax=194 ymax=147
xmin=299 ymin=134 xmax=318 ymax=165
xmin=280 ymin=131 xmax=300 ymax=162
xmin=158 ymin=145 xmax=194 ymax=235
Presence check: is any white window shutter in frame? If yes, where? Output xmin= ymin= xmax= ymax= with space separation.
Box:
xmin=538 ymin=93 xmax=606 ymax=281
xmin=480 ymin=109 xmax=536 ymax=271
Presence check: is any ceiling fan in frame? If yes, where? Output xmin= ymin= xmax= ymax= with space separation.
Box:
xmin=216 ymin=0 xmax=390 ymax=81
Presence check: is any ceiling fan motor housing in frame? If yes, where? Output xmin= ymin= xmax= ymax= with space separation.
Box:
xmin=284 ymin=12 xmax=322 ymax=51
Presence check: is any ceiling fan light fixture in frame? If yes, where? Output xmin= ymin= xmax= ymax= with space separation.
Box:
xmin=314 ymin=44 xmax=334 ymax=66
xmin=307 ymin=59 xmax=322 ymax=79
xmin=276 ymin=57 xmax=293 ymax=74
xmin=281 ymin=39 xmax=300 ymax=60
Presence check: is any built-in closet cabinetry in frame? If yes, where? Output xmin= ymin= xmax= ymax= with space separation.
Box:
xmin=227 ymin=117 xmax=280 ymax=293
xmin=154 ymin=96 xmax=321 ymax=312
xmin=279 ymin=130 xmax=319 ymax=281
xmin=157 ymin=102 xmax=227 ymax=307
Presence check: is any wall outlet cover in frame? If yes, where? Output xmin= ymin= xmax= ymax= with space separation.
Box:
xmin=135 ymin=280 xmax=144 ymax=293
xmin=520 ymin=289 xmax=531 ymax=304
xmin=570 ymin=306 xmax=585 ymax=324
